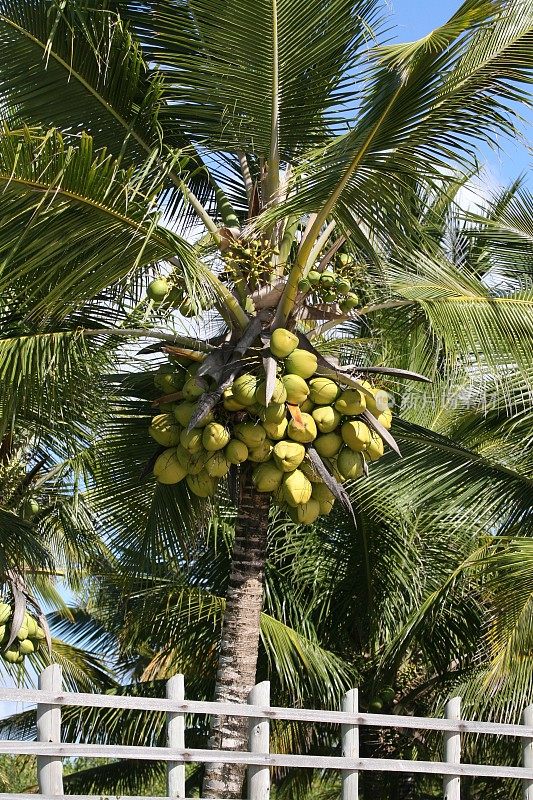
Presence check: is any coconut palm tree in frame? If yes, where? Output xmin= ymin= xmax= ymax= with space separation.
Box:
xmin=0 ymin=0 xmax=532 ymax=796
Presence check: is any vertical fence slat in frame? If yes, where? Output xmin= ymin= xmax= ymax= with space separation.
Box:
xmin=247 ymin=681 xmax=270 ymax=800
xmin=523 ymin=705 xmax=533 ymax=800
xmin=167 ymin=674 xmax=186 ymax=798
xmin=36 ymin=664 xmax=63 ymax=796
xmin=443 ymin=697 xmax=461 ymax=800
xmin=341 ymin=689 xmax=359 ymax=800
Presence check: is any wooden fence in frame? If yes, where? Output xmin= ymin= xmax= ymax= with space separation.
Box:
xmin=1 ymin=665 xmax=533 ymax=799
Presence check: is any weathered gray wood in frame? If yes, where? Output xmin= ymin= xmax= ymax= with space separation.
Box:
xmin=247 ymin=682 xmax=270 ymax=800
xmin=523 ymin=705 xmax=533 ymax=800
xmin=443 ymin=697 xmax=461 ymax=800
xmin=167 ymin=675 xmax=186 ymax=798
xmin=1 ymin=739 xmax=533 ymax=780
xmin=342 ymin=689 xmax=359 ymax=800
xmin=36 ymin=665 xmax=63 ymax=796
xmin=2 ymin=686 xmax=533 ymax=738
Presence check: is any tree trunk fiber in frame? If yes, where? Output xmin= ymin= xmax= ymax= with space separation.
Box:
xmin=202 ymin=467 xmax=270 ymax=799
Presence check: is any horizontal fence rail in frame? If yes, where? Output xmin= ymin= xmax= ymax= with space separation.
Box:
xmin=1 ymin=666 xmax=533 ymax=799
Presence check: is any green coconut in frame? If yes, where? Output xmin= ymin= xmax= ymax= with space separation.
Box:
xmin=180 ymin=428 xmax=204 ymax=454
xmin=283 ymin=470 xmax=312 ymax=507
xmin=234 ymin=422 xmax=267 ymax=449
xmin=320 ymin=272 xmax=336 ymax=288
xmin=186 ymin=449 xmax=209 ymax=475
xmin=255 ymin=378 xmax=288 ymax=406
xmin=336 ymin=277 xmax=351 ymax=294
xmin=307 ymin=270 xmax=321 ymax=285
xmin=270 ymin=328 xmax=299 ymax=359
xmin=248 ymin=440 xmax=274 ymax=463
xmin=335 ymin=389 xmax=366 ymax=416
xmin=252 ymin=462 xmax=284 ymax=492
xmin=182 ymin=376 xmax=206 ymax=400
xmin=300 ymin=398 xmax=315 ymax=413
xmin=158 ymin=402 xmax=175 ymax=413
xmin=205 ymin=451 xmax=231 ymax=478
xmin=284 ymin=349 xmax=318 ymax=379
xmin=287 ymin=498 xmax=321 ymax=524
xmin=298 ymin=278 xmax=311 ymax=293
xmin=341 ymin=421 xmax=372 ymax=452
xmin=19 ymin=639 xmax=34 ymax=655
xmin=23 ymin=499 xmax=40 ymax=519
xmin=202 ymin=422 xmax=231 ymax=452
xmin=147 ymin=277 xmax=169 ymax=302
xmin=261 ymin=402 xmax=287 ymax=423
xmin=186 ymin=471 xmax=216 ymax=497
xmin=299 ymin=459 xmax=322 ymax=483
xmin=153 ymin=449 xmax=188 ymax=484
xmin=0 ymin=604 xmax=11 ymax=624
xmin=311 ymin=483 xmax=335 ymax=515
xmin=339 ymin=293 xmax=359 ymax=313
xmin=273 ymin=441 xmax=306 ymax=472
xmin=173 ymin=401 xmax=196 ymax=427
xmin=314 ymin=432 xmax=343 ymax=458
xmin=312 ymin=405 xmax=341 ymax=433
xmin=232 ymin=373 xmax=260 ymax=406
xmin=366 ymin=432 xmax=384 ymax=462
xmin=179 ymin=299 xmax=198 ymax=317
xmin=287 ymin=413 xmax=317 ymax=444
xmin=154 ymin=366 xmax=184 ymax=394
xmin=308 ymin=377 xmax=340 ymax=405
xmin=337 ymin=447 xmax=364 ymax=479
xmin=223 ymin=387 xmax=245 ymax=411
xmin=337 ymin=253 xmax=350 ymax=267
xmin=149 ymin=414 xmax=182 ymax=447
xmin=282 ymin=374 xmax=310 ymax=405
xmin=225 ymin=439 xmax=249 ymax=464
xmin=263 ymin=418 xmax=288 ymax=440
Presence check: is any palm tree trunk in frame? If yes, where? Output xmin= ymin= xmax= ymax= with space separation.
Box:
xmin=202 ymin=466 xmax=270 ymax=799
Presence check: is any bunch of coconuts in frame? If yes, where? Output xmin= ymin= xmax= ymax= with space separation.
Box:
xmin=149 ymin=329 xmax=392 ymax=525
xmin=0 ymin=603 xmax=46 ymax=664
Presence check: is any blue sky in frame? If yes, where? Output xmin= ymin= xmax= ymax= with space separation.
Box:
xmin=388 ymin=0 xmax=531 ymax=188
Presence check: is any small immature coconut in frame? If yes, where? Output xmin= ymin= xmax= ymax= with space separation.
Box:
xmin=366 ymin=432 xmax=384 ymax=462
xmin=255 ymin=378 xmax=287 ymax=406
xmin=225 ymin=439 xmax=249 ymax=464
xmin=341 ymin=421 xmax=372 ymax=452
xmin=284 ymin=349 xmax=318 ymax=379
xmin=320 ymin=272 xmax=336 ymax=288
xmin=283 ymin=470 xmax=312 ymax=507
xmin=287 ymin=498 xmax=321 ymax=525
xmin=263 ymin=418 xmax=288 ymax=440
xmin=149 ymin=414 xmax=182 ymax=447
xmin=307 ymin=270 xmax=321 ymax=285
xmin=252 ymin=462 xmax=284 ymax=493
xmin=153 ymin=449 xmax=188 ymax=484
xmin=335 ymin=389 xmax=366 ymax=416
xmin=298 ymin=278 xmax=311 ymax=292
xmin=312 ymin=405 xmax=341 ymax=433
xmin=282 ymin=374 xmax=310 ymax=405
xmin=232 ymin=373 xmax=259 ymax=406
xmin=234 ymin=422 xmax=267 ymax=449
xmin=186 ymin=471 xmax=216 ymax=497
xmin=223 ymin=387 xmax=245 ymax=411
xmin=336 ymin=277 xmax=351 ymax=294
xmin=314 ymin=431 xmax=343 ymax=458
xmin=178 ymin=299 xmax=199 ymax=318
xmin=273 ymin=441 xmax=306 ymax=472
xmin=147 ymin=277 xmax=170 ymax=302
xmin=337 ymin=447 xmax=364 ymax=479
xmin=270 ymin=328 xmax=299 ymax=359
xmin=180 ymin=428 xmax=204 ymax=453
xmin=205 ymin=451 xmax=231 ymax=478
xmin=337 ymin=253 xmax=350 ymax=267
xmin=339 ymin=294 xmax=359 ymax=313
xmin=248 ymin=440 xmax=273 ymax=463
xmin=311 ymin=483 xmax=335 ymax=515
xmin=308 ymin=377 xmax=340 ymax=405
xmin=287 ymin=413 xmax=317 ymax=444
xmin=202 ymin=422 xmax=231 ymax=452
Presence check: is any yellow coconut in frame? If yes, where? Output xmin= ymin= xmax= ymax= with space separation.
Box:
xmin=231 ymin=373 xmax=259 ymax=406
xmin=263 ymin=418 xmax=288 ymax=440
xmin=311 ymin=483 xmax=335 ymax=515
xmin=180 ymin=428 xmax=204 ymax=454
xmin=261 ymin=402 xmax=287 ymax=423
xmin=284 ymin=349 xmax=318 ymax=379
xmin=234 ymin=422 xmax=267 ymax=448
xmin=223 ymin=387 xmax=246 ymax=411
xmin=313 ymin=432 xmax=343 ymax=458
xmin=182 ymin=376 xmax=206 ymax=400
xmin=248 ymin=440 xmax=274 ymax=463
xmin=283 ymin=470 xmax=312 ymax=507
xmin=149 ymin=414 xmax=182 ymax=447
xmin=337 ymin=448 xmax=364 ymax=479
xmin=186 ymin=471 xmax=216 ymax=497
xmin=287 ymin=498 xmax=321 ymax=524
xmin=225 ymin=439 xmax=249 ymax=464
xmin=173 ymin=401 xmax=197 ymax=427
xmin=19 ymin=639 xmax=34 ymax=655
xmin=205 ymin=451 xmax=231 ymax=477
xmin=282 ymin=374 xmax=310 ymax=405
xmin=34 ymin=626 xmax=46 ymax=641
xmin=3 ymin=647 xmax=20 ymax=664
xmin=153 ymin=449 xmax=188 ymax=484
xmin=270 ymin=328 xmax=299 ymax=359
xmin=366 ymin=389 xmax=391 ymax=416
xmin=287 ymin=413 xmax=317 ymax=444
xmin=335 ymin=389 xmax=366 ymax=416
xmin=308 ymin=377 xmax=340 ymax=405
xmin=17 ymin=625 xmax=28 ymax=641
xmin=366 ymin=432 xmax=385 ymax=462
xmin=273 ymin=441 xmax=306 ymax=472
xmin=186 ymin=449 xmax=208 ymax=475
xmin=0 ymin=604 xmax=11 ymax=624
xmin=377 ymin=408 xmax=393 ymax=430
xmin=252 ymin=462 xmax=284 ymax=492
xmin=202 ymin=422 xmax=231 ymax=452
xmin=312 ymin=405 xmax=341 ymax=433
xmin=25 ymin=615 xmax=38 ymax=638
xmin=255 ymin=378 xmax=288 ymax=406
xmin=341 ymin=421 xmax=372 ymax=452
xmin=299 ymin=459 xmax=322 ymax=483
